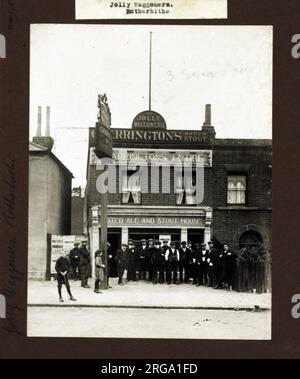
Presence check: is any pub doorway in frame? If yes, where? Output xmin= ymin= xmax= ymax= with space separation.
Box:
xmin=187 ymin=229 xmax=204 ymax=246
xmin=99 ymin=227 xmax=121 ymax=277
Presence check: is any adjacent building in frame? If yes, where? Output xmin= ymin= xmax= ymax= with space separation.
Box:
xmin=28 ymin=106 xmax=73 ymax=279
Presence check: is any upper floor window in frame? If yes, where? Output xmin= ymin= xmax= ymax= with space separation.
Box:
xmin=227 ymin=175 xmax=246 ymax=204
xmin=175 ymin=169 xmax=197 ymax=206
xmin=121 ymin=168 xmax=141 ymax=204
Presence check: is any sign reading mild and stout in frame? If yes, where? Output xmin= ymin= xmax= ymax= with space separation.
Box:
xmin=95 ymin=94 xmax=113 ymax=159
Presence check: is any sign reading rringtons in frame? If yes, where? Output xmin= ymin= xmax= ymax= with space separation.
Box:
xmin=91 ymin=128 xmax=211 ymax=144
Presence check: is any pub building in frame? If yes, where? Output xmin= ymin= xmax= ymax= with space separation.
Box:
xmin=86 ymin=100 xmax=272 ymax=271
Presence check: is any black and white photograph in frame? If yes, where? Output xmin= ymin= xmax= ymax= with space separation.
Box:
xmin=27 ymin=24 xmax=272 ymax=339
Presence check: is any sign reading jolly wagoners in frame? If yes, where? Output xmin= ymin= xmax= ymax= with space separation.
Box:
xmin=95 ymin=94 xmax=113 ymax=159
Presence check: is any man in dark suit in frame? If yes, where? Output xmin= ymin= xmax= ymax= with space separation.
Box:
xmin=223 ymin=243 xmax=237 ymax=290
xmin=200 ymin=242 xmax=208 ymax=285
xmin=192 ymin=243 xmax=203 ymax=286
xmin=107 ymin=242 xmax=113 ymax=288
xmin=151 ymin=240 xmax=162 ymax=284
xmin=115 ymin=243 xmax=128 ymax=285
xmin=138 ymin=239 xmax=147 ymax=280
xmin=146 ymin=239 xmax=155 ymax=281
xmin=206 ymin=240 xmax=219 ymax=288
xmin=69 ymin=242 xmax=80 ymax=280
xmin=79 ymin=240 xmax=91 ymax=288
xmin=191 ymin=243 xmax=200 ymax=285
xmin=127 ymin=239 xmax=137 ymax=282
xmin=215 ymin=249 xmax=226 ymax=289
xmin=179 ymin=241 xmax=192 ymax=283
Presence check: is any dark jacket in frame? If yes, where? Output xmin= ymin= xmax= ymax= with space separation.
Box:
xmin=207 ymin=247 xmax=218 ymax=266
xmin=128 ymin=247 xmax=137 ymax=266
xmin=55 ymin=256 xmax=70 ymax=274
xmin=192 ymin=248 xmax=202 ymax=266
xmin=79 ymin=247 xmax=90 ymax=267
xmin=150 ymin=247 xmax=162 ymax=266
xmin=200 ymin=249 xmax=208 ymax=264
xmin=69 ymin=247 xmax=80 ymax=260
xmin=116 ymin=248 xmax=128 ymax=266
xmin=139 ymin=245 xmax=147 ymax=259
xmin=224 ymin=250 xmax=237 ymax=274
xmin=179 ymin=247 xmax=192 ymax=263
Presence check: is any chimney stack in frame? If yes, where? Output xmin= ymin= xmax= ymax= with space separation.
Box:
xmin=46 ymin=106 xmax=51 ymax=136
xmin=33 ymin=106 xmax=54 ymax=152
xmin=36 ymin=106 xmax=42 ymax=137
xmin=203 ymin=104 xmax=211 ymax=126
xmin=201 ymin=104 xmax=216 ymax=140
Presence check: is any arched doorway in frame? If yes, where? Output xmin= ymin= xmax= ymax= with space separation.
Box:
xmin=239 ymin=230 xmax=263 ymax=249
xmin=239 ymin=230 xmax=265 ymax=261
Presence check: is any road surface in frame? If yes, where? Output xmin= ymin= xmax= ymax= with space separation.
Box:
xmin=27 ymin=306 xmax=271 ymax=339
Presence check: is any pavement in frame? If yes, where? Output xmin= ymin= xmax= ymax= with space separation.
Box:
xmin=28 ymin=278 xmax=272 ymax=310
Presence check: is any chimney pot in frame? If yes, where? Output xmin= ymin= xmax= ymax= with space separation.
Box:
xmin=46 ymin=106 xmax=51 ymax=137
xmin=36 ymin=106 xmax=42 ymax=137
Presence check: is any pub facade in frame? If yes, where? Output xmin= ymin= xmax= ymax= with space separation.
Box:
xmin=85 ymin=102 xmax=272 ymax=264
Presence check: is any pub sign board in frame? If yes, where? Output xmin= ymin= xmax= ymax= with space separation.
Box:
xmin=95 ymin=94 xmax=113 ymax=159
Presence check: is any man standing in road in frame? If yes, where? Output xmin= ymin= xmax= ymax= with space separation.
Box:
xmin=107 ymin=242 xmax=113 ymax=288
xmin=127 ymin=240 xmax=137 ymax=282
xmin=116 ymin=243 xmax=128 ymax=285
xmin=151 ymin=240 xmax=162 ymax=284
xmin=207 ymin=240 xmax=219 ymax=288
xmin=146 ymin=239 xmax=155 ymax=281
xmin=161 ymin=239 xmax=169 ymax=283
xmin=179 ymin=241 xmax=192 ymax=283
xmin=55 ymin=254 xmax=77 ymax=303
xmin=138 ymin=239 xmax=147 ymax=281
xmin=200 ymin=242 xmax=208 ymax=285
xmin=79 ymin=240 xmax=91 ymax=288
xmin=165 ymin=241 xmax=180 ymax=285
xmin=223 ymin=243 xmax=237 ymax=290
xmin=69 ymin=242 xmax=80 ymax=280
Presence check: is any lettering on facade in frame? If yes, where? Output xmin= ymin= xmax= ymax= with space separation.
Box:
xmin=132 ymin=111 xmax=166 ymax=129
xmin=106 ymin=216 xmax=205 ymax=227
xmin=111 ymin=129 xmax=208 ymax=143
xmin=90 ymin=148 xmax=212 ymax=167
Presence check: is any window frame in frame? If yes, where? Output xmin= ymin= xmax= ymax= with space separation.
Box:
xmin=227 ymin=172 xmax=247 ymax=205
xmin=121 ymin=167 xmax=142 ymax=205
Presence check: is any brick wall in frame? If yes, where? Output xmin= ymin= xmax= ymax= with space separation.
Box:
xmin=86 ymin=145 xmax=272 ymax=209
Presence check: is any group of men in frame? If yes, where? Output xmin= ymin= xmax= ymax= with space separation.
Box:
xmin=115 ymin=239 xmax=237 ymax=290
xmin=55 ymin=238 xmax=237 ymax=302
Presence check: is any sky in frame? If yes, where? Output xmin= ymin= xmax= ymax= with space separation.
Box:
xmin=30 ymin=24 xmax=273 ymax=187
